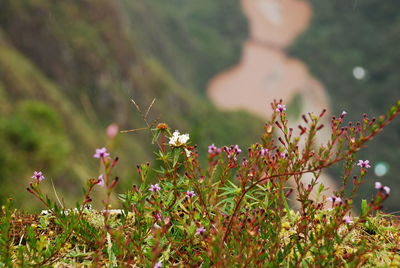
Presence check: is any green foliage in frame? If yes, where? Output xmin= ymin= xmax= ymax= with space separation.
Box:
xmin=0 ymin=0 xmax=262 ymax=210
xmin=0 ymin=101 xmax=70 ymax=206
xmin=120 ymin=0 xmax=247 ymax=91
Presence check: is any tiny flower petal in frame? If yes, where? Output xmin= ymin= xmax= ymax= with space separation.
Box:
xmin=98 ymin=174 xmax=105 ymax=187
xmin=184 ymin=148 xmax=191 ymax=158
xmin=343 ymin=216 xmax=353 ymax=224
xmin=94 ymin=147 xmax=110 ymax=158
xmin=196 ymin=226 xmax=206 ymax=235
xmin=374 ymin=182 xmax=382 ymax=190
xmin=150 ymin=184 xmax=161 ymax=192
xmin=154 ymin=262 xmax=162 ymax=268
xmin=357 ymin=160 xmax=371 ymax=169
xmin=32 ymin=171 xmax=45 ymax=182
xmin=186 ymin=190 xmax=196 ymax=198
xmin=260 ymin=148 xmax=268 ymax=156
xmin=106 ymin=123 xmax=119 ymax=139
xmin=276 ymin=104 xmax=286 ymax=113
xmin=383 ymin=186 xmax=391 ymax=195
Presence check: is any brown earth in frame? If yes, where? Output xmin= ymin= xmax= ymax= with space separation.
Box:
xmin=207 ymin=0 xmax=337 ymax=206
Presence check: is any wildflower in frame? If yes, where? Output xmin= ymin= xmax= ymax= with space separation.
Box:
xmin=208 ymin=144 xmax=218 ymax=154
xmin=106 ymin=123 xmax=119 ymax=139
xmin=196 ymin=226 xmax=206 ymax=235
xmin=150 ymin=184 xmax=161 ymax=192
xmin=224 ymin=145 xmax=242 ymax=161
xmin=93 ymin=147 xmax=110 ymax=159
xmin=357 ymin=160 xmax=371 ymax=169
xmin=98 ymin=174 xmax=105 ymax=187
xmin=383 ymin=186 xmax=391 ymax=195
xmin=184 ymin=148 xmax=191 ymax=158
xmin=186 ymin=190 xmax=196 ymax=198
xmin=276 ymin=104 xmax=286 ymax=113
xmin=154 ymin=262 xmax=162 ymax=268
xmin=32 ymin=171 xmax=45 ymax=182
xmin=169 ymin=130 xmax=190 ymax=147
xmin=260 ymin=148 xmax=268 ymax=156
xmin=343 ymin=216 xmax=353 ymax=224
xmin=208 ymin=144 xmax=222 ymax=158
xmin=341 ymin=111 xmax=347 ymax=117
xmin=327 ymin=196 xmax=342 ymax=206
xmin=375 ymin=182 xmax=391 ymax=195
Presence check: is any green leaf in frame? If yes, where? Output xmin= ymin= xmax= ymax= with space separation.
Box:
xmin=173 ymin=148 xmax=180 ymax=167
xmin=361 ymin=199 xmax=368 ymax=217
xmin=107 ymin=232 xmax=117 ymax=268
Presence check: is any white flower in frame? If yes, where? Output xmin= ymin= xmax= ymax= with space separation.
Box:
xmin=184 ymin=148 xmax=191 ymax=157
xmin=383 ymin=186 xmax=391 ymax=195
xmin=169 ymin=130 xmax=190 ymax=147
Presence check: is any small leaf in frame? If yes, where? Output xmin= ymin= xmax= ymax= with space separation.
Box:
xmin=361 ymin=199 xmax=368 ymax=217
xmin=173 ymin=148 xmax=180 ymax=167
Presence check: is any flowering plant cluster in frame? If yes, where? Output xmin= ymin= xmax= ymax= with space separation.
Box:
xmin=1 ymin=100 xmax=400 ymax=267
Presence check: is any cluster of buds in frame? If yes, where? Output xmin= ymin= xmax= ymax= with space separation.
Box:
xmin=223 ymin=145 xmax=242 ymax=161
xmin=222 ymin=145 xmax=242 ymax=168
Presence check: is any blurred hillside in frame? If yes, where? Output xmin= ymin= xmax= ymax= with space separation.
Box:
xmin=290 ymin=0 xmax=400 ymax=212
xmin=0 ymin=0 xmax=399 ymax=213
xmin=0 ymin=0 xmax=262 ymax=209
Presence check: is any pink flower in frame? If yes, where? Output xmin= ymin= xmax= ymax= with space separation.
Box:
xmin=357 ymin=160 xmax=371 ymax=169
xmin=260 ymin=148 xmax=269 ymax=157
xmin=343 ymin=216 xmax=353 ymax=224
xmin=196 ymin=226 xmax=206 ymax=235
xmin=208 ymin=144 xmax=217 ymax=154
xmin=154 ymin=262 xmax=162 ymax=268
xmin=234 ymin=145 xmax=242 ymax=153
xmin=341 ymin=111 xmax=347 ymax=117
xmin=150 ymin=184 xmax=161 ymax=192
xmin=276 ymin=104 xmax=286 ymax=113
xmin=383 ymin=186 xmax=391 ymax=195
xmin=375 ymin=182 xmax=382 ymax=190
xmin=106 ymin=123 xmax=119 ymax=139
xmin=32 ymin=171 xmax=45 ymax=182
xmin=327 ymin=196 xmax=342 ymax=205
xmin=224 ymin=145 xmax=242 ymax=161
xmin=186 ymin=190 xmax=196 ymax=198
xmin=98 ymin=174 xmax=105 ymax=187
xmin=93 ymin=147 xmax=110 ymax=159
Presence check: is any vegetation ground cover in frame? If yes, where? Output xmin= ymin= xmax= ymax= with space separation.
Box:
xmin=1 ymin=100 xmax=399 ymax=267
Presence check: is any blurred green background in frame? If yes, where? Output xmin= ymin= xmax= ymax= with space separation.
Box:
xmin=0 ymin=0 xmax=398 ymax=212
